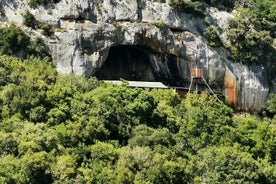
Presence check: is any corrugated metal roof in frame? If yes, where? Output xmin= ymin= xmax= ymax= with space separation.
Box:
xmin=104 ymin=80 xmax=168 ymax=89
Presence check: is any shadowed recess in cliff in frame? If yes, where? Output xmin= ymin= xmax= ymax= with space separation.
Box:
xmin=94 ymin=45 xmax=184 ymax=86
xmin=94 ymin=45 xmax=155 ymax=81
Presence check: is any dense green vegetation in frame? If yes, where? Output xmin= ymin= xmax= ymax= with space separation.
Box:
xmin=0 ymin=25 xmax=50 ymax=59
xmin=169 ymin=0 xmax=206 ymax=18
xmin=0 ymin=1 xmax=275 ymax=183
xmin=22 ymin=10 xmax=37 ymax=29
xmin=204 ymin=26 xmax=222 ymax=47
xmin=0 ymin=55 xmax=275 ymax=183
xmin=40 ymin=23 xmax=54 ymax=37
xmin=0 ymin=26 xmax=30 ymax=56
xmin=226 ymin=0 xmax=275 ymax=64
xmin=169 ymin=0 xmax=276 ymax=64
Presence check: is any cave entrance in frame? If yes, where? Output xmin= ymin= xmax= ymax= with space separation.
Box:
xmin=94 ymin=45 xmax=155 ymax=81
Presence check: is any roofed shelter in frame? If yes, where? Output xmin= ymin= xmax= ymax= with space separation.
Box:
xmin=104 ymin=80 xmax=169 ymax=89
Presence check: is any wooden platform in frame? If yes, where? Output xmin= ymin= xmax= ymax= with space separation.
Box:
xmin=190 ymin=67 xmax=203 ymax=78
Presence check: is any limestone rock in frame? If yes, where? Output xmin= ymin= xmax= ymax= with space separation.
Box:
xmin=0 ymin=0 xmax=273 ymax=111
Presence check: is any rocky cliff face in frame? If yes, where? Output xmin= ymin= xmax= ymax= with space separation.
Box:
xmin=0 ymin=0 xmax=274 ymax=112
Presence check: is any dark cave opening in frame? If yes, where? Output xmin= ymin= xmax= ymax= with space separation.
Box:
xmin=94 ymin=45 xmax=156 ymax=82
xmin=94 ymin=45 xmax=186 ymax=87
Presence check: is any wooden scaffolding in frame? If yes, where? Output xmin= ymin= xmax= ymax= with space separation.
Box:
xmin=188 ymin=67 xmax=214 ymax=94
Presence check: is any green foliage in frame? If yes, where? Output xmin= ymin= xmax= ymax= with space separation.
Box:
xmin=40 ymin=23 xmax=54 ymax=37
xmin=22 ymin=10 xmax=37 ymax=29
xmin=170 ymin=0 xmax=237 ymax=14
xmin=231 ymin=116 xmax=276 ymax=162
xmin=0 ymin=25 xmax=50 ymax=59
xmin=169 ymin=0 xmax=276 ymax=64
xmin=51 ymin=154 xmax=77 ymax=182
xmin=27 ymin=36 xmax=51 ymax=59
xmin=195 ymin=146 xmax=262 ymax=183
xmin=86 ymin=83 xmax=157 ymax=144
xmin=204 ymin=26 xmax=223 ymax=47
xmin=226 ymin=6 xmax=275 ymax=64
xmin=234 ymin=0 xmax=255 ymax=8
xmin=0 ymin=55 xmax=56 ymax=120
xmin=128 ymin=125 xmax=176 ymax=149
xmin=268 ymin=94 xmax=276 ymax=115
xmin=0 ymin=25 xmax=30 ymax=56
xmin=0 ymin=55 xmax=275 ymax=182
xmin=253 ymin=0 xmax=276 ymax=22
xmin=169 ymin=0 xmax=206 ymax=18
xmin=177 ymin=93 xmax=234 ymax=151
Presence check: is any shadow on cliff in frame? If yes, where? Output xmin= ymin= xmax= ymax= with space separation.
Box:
xmin=94 ymin=45 xmax=185 ymax=86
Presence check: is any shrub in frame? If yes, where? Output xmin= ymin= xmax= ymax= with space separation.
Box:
xmin=0 ymin=25 xmax=50 ymax=59
xmin=27 ymin=36 xmax=51 ymax=59
xmin=22 ymin=10 xmax=37 ymax=29
xmin=0 ymin=25 xmax=30 ymax=55
xmin=267 ymin=94 xmax=276 ymax=118
xmin=204 ymin=26 xmax=223 ymax=47
xmin=253 ymin=0 xmax=276 ymax=22
xmin=40 ymin=23 xmax=54 ymax=37
xmin=169 ymin=0 xmax=205 ymax=18
xmin=226 ymin=8 xmax=274 ymax=64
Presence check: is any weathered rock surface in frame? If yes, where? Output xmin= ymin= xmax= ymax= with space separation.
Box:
xmin=0 ymin=0 xmax=274 ymax=111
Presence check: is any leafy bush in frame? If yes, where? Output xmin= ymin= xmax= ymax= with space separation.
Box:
xmin=0 ymin=55 xmax=275 ymax=183
xmin=268 ymin=94 xmax=276 ymax=114
xmin=234 ymin=0 xmax=255 ymax=8
xmin=169 ymin=0 xmax=205 ymax=18
xmin=196 ymin=146 xmax=262 ymax=183
xmin=40 ymin=23 xmax=54 ymax=36
xmin=226 ymin=8 xmax=274 ymax=64
xmin=267 ymin=94 xmax=276 ymax=122
xmin=0 ymin=25 xmax=50 ymax=59
xmin=204 ymin=26 xmax=223 ymax=47
xmin=178 ymin=93 xmax=234 ymax=150
xmin=253 ymin=0 xmax=276 ymax=22
xmin=224 ymin=0 xmax=276 ymax=64
xmin=22 ymin=10 xmax=37 ymax=29
xmin=27 ymin=36 xmax=51 ymax=59
xmin=0 ymin=25 xmax=30 ymax=55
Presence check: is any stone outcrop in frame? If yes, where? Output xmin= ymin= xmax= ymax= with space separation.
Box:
xmin=0 ymin=0 xmax=274 ymax=112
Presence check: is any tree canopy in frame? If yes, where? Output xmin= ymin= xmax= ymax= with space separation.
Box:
xmin=0 ymin=55 xmax=275 ymax=183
